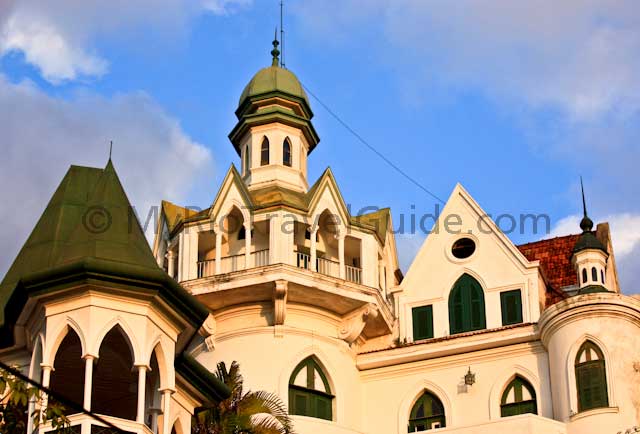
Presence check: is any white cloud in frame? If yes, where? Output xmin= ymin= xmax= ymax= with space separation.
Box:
xmin=550 ymin=213 xmax=640 ymax=293
xmin=0 ymin=0 xmax=251 ymax=83
xmin=296 ymin=0 xmax=640 ymax=121
xmin=0 ymin=74 xmax=213 ymax=276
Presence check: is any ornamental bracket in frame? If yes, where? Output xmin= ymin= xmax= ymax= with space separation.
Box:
xmin=273 ymin=280 xmax=288 ymax=326
xmin=198 ymin=314 xmax=217 ymax=352
xmin=338 ymin=303 xmax=379 ymax=345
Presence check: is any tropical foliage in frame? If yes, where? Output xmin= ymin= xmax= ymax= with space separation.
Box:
xmin=0 ymin=367 xmax=70 ymax=434
xmin=192 ymin=361 xmax=295 ymax=434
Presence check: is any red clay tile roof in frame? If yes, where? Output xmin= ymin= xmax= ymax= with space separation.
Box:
xmin=517 ymin=235 xmax=581 ymax=306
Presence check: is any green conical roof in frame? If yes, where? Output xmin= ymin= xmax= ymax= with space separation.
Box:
xmin=0 ymin=161 xmax=206 ymax=330
xmin=238 ymin=65 xmax=310 ymax=108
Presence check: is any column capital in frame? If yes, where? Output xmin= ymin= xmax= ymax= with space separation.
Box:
xmin=159 ymin=387 xmax=176 ymax=395
xmin=134 ymin=364 xmax=150 ymax=371
xmin=82 ymin=353 xmax=98 ymax=361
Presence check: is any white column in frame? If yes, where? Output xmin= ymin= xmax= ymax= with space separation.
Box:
xmin=215 ymin=228 xmax=222 ymax=274
xmin=338 ymin=234 xmax=345 ymax=279
xmin=136 ymin=365 xmax=148 ymax=423
xmin=161 ymin=389 xmax=173 ymax=434
xmin=310 ymin=228 xmax=318 ymax=271
xmin=269 ymin=213 xmax=279 ymax=265
xmin=244 ymin=222 xmax=252 ymax=269
xmin=167 ymin=250 xmax=175 ymax=278
xmin=83 ymin=356 xmax=95 ymax=411
xmin=40 ymin=364 xmax=53 ymax=418
xmin=177 ymin=232 xmax=184 ymax=281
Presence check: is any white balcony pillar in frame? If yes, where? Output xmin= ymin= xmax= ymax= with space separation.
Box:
xmin=244 ymin=222 xmax=252 ymax=269
xmin=166 ymin=250 xmax=175 ymax=278
xmin=177 ymin=232 xmax=184 ymax=281
xmin=40 ymin=364 xmax=52 ymax=418
xmin=136 ymin=365 xmax=148 ymax=423
xmin=310 ymin=228 xmax=318 ymax=271
xmin=338 ymin=234 xmax=346 ymax=279
xmin=215 ymin=225 xmax=222 ymax=275
xmin=83 ymin=355 xmax=95 ymax=411
xmin=161 ymin=389 xmax=174 ymax=434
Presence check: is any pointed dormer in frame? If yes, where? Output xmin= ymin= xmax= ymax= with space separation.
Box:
xmin=571 ymin=179 xmax=609 ymax=294
xmin=229 ymin=33 xmax=319 ymax=193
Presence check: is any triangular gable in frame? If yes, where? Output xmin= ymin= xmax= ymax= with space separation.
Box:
xmin=209 ymin=164 xmax=254 ymax=223
xmin=305 ymin=168 xmax=351 ymax=227
xmin=401 ymin=183 xmax=539 ymax=297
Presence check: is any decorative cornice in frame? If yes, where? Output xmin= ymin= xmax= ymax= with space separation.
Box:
xmin=538 ymin=293 xmax=640 ymax=345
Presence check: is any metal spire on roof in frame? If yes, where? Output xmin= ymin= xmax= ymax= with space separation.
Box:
xmin=579 ymin=176 xmax=594 ymax=232
xmin=280 ymin=0 xmax=285 ymax=68
xmin=271 ymin=28 xmax=280 ymax=67
xmin=109 ymin=140 xmax=113 ymax=161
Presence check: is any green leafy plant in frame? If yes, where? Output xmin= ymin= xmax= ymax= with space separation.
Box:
xmin=0 ymin=367 xmax=70 ymax=434
xmin=192 ymin=361 xmax=295 ymax=434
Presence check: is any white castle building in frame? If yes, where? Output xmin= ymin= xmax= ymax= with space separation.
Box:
xmin=1 ymin=39 xmax=639 ymax=434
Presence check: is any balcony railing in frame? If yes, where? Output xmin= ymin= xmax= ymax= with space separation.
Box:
xmin=295 ymin=252 xmax=362 ymax=284
xmin=197 ymin=249 xmax=270 ymax=278
xmin=345 ymin=264 xmax=362 ymax=284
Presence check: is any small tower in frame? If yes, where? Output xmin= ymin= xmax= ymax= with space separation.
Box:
xmin=229 ymin=32 xmax=319 ymax=193
xmin=571 ymin=179 xmax=609 ymax=294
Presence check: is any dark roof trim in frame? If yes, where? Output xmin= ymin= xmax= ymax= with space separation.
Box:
xmin=175 ymin=353 xmax=231 ymax=404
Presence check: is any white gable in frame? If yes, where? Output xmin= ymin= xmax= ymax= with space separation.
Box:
xmin=398 ymin=184 xmax=542 ymax=340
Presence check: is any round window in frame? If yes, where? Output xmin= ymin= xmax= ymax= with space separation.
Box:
xmin=452 ymin=238 xmax=476 ymax=259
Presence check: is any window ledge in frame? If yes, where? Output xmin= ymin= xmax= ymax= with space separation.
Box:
xmin=570 ymin=406 xmax=619 ymax=421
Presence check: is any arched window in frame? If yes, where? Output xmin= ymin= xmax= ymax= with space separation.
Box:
xmin=591 ymin=267 xmax=598 ymax=282
xmin=289 ymin=357 xmax=333 ymax=420
xmin=50 ymin=328 xmax=85 ymax=415
xmin=408 ymin=391 xmax=446 ymax=431
xmin=261 ymin=137 xmax=270 ymax=166
xmin=582 ymin=268 xmax=588 ymax=284
xmin=92 ymin=326 xmax=138 ymax=420
xmin=283 ymin=137 xmax=292 ymax=167
xmin=575 ymin=341 xmax=609 ymax=412
xmin=244 ymin=145 xmax=250 ymax=174
xmin=500 ymin=376 xmax=537 ymax=417
xmin=448 ymin=274 xmax=486 ymax=334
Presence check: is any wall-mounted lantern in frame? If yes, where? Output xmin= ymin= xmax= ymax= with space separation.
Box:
xmin=464 ymin=367 xmax=476 ymax=386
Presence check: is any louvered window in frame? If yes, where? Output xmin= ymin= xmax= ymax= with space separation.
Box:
xmin=289 ymin=357 xmax=333 ymax=420
xmin=575 ymin=341 xmax=609 ymax=412
xmin=408 ymin=391 xmax=446 ymax=432
xmin=412 ymin=305 xmax=434 ymax=341
xmin=283 ymin=137 xmax=292 ymax=167
xmin=500 ymin=376 xmax=537 ymax=417
xmin=261 ymin=137 xmax=270 ymax=166
xmin=500 ymin=290 xmax=523 ymax=326
xmin=448 ymin=274 xmax=486 ymax=334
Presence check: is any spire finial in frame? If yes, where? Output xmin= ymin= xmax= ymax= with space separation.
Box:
xmin=271 ymin=28 xmax=280 ymax=67
xmin=109 ymin=140 xmax=113 ymax=161
xmin=579 ymin=176 xmax=593 ymax=232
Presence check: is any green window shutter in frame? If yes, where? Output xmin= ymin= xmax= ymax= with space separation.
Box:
xmin=412 ymin=305 xmax=433 ymax=340
xmin=577 ymin=361 xmax=608 ymax=411
xmin=500 ymin=290 xmax=523 ymax=326
xmin=449 ymin=274 xmax=486 ymax=334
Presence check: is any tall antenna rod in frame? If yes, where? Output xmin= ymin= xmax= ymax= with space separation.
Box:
xmin=109 ymin=140 xmax=113 ymax=160
xmin=280 ymin=0 xmax=285 ymax=68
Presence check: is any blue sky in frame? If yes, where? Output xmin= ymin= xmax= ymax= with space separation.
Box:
xmin=0 ymin=1 xmax=638 ymax=291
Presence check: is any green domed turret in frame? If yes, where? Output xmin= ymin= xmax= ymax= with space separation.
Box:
xmin=229 ymin=35 xmax=319 ymax=156
xmin=239 ymin=66 xmax=310 ymax=108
